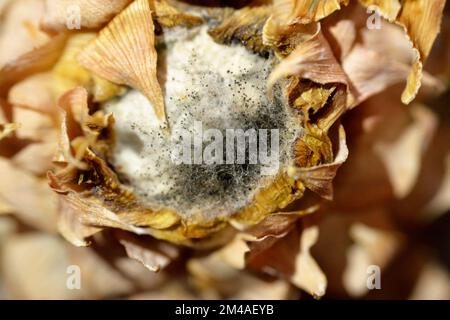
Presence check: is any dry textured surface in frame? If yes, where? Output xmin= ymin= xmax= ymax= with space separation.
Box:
xmin=106 ymin=25 xmax=302 ymax=220
xmin=0 ymin=0 xmax=449 ymax=300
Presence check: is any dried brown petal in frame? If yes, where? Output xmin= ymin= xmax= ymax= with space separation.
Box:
xmin=208 ymin=6 xmax=271 ymax=55
xmin=77 ymin=0 xmax=166 ymax=122
xmin=268 ymin=32 xmax=348 ymax=90
xmin=116 ymin=231 xmax=179 ymax=272
xmin=288 ymin=125 xmax=348 ymax=200
xmin=342 ymin=45 xmax=410 ymax=106
xmin=359 ymin=0 xmax=446 ymax=104
xmin=397 ymin=0 xmax=446 ymax=104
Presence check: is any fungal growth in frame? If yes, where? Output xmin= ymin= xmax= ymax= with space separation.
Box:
xmin=105 ymin=25 xmax=303 ymax=220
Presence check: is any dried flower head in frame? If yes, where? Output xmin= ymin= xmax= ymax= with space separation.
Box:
xmin=0 ymin=0 xmax=448 ymax=300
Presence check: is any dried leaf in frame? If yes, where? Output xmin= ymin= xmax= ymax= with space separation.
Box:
xmin=327 ymin=19 xmax=356 ymax=61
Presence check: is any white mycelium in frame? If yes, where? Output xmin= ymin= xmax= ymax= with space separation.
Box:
xmin=104 ymin=25 xmax=303 ymax=220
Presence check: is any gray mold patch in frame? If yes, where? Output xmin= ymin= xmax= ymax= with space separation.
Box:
xmin=104 ymin=25 xmax=303 ymax=220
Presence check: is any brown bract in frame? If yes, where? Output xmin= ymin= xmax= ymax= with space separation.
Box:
xmin=77 ymin=0 xmax=166 ymax=123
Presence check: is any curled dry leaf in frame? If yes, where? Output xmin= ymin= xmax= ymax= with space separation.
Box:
xmin=397 ymin=0 xmax=446 ymax=104
xmin=57 ymin=198 xmax=102 ymax=247
xmin=288 ymin=125 xmax=348 ymax=201
xmin=41 ymin=0 xmax=133 ymax=31
xmin=224 ymin=213 xmax=315 ymax=269
xmin=268 ymin=32 xmax=348 ymax=91
xmin=55 ymin=86 xmax=112 ymax=169
xmin=240 ymin=223 xmax=327 ymax=298
xmin=77 ymin=0 xmax=166 ymax=122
